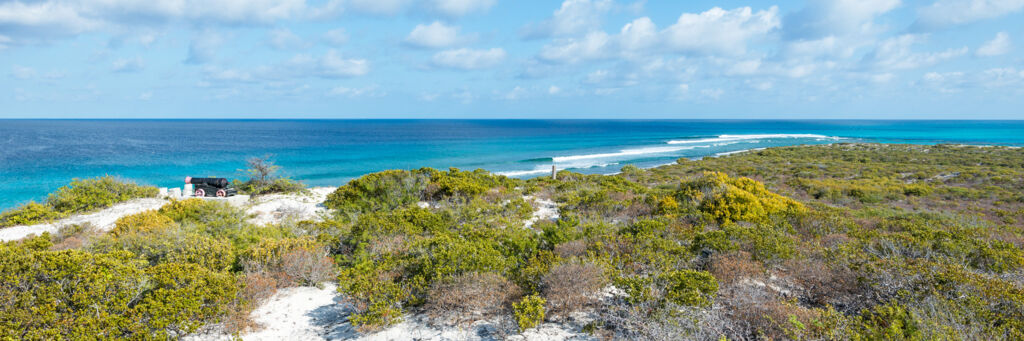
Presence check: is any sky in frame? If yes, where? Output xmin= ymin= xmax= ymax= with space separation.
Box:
xmin=0 ymin=0 xmax=1023 ymax=119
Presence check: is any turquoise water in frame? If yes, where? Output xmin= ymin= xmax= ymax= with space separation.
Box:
xmin=1 ymin=120 xmax=1022 ymax=211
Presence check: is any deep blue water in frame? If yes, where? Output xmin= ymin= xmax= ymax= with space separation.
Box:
xmin=2 ymin=120 xmax=1023 ymax=211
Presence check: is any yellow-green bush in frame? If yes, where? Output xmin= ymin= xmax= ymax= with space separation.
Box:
xmin=658 ymin=269 xmax=718 ymax=307
xmin=513 ymin=294 xmax=546 ymax=332
xmin=46 ymin=176 xmax=158 ymax=214
xmin=684 ymin=172 xmax=803 ymax=225
xmin=0 ymin=201 xmax=65 ymax=227
xmin=91 ymin=231 xmax=236 ymax=272
xmin=0 ymin=240 xmax=237 ymax=339
xmin=111 ymin=210 xmax=175 ymax=237
xmin=324 ymin=169 xmax=430 ymax=214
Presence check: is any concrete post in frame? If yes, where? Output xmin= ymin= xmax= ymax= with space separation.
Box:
xmin=184 ymin=184 xmax=194 ymax=197
xmin=552 ymin=164 xmax=557 ymax=180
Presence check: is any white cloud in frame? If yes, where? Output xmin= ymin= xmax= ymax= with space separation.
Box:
xmin=322 ymin=28 xmax=349 ymax=46
xmin=539 ymin=31 xmax=611 ymax=63
xmin=522 ymin=0 xmax=612 ymax=39
xmin=111 ymin=57 xmax=144 ymax=73
xmin=427 ymin=0 xmax=496 ymax=17
xmin=784 ymin=0 xmax=900 ymax=39
xmin=663 ymin=6 xmax=780 ymax=55
xmin=548 ymin=85 xmax=562 ymax=94
xmin=977 ymin=32 xmax=1011 ymax=57
xmin=863 ymin=34 xmax=968 ymax=70
xmin=431 ymin=48 xmax=506 ymax=70
xmin=329 ymin=85 xmax=385 ymax=97
xmin=405 ymin=21 xmax=465 ymax=48
xmin=312 ymin=50 xmax=370 ymax=77
xmin=918 ymin=0 xmax=1024 ymax=28
xmin=268 ymin=28 xmax=308 ymax=50
xmin=138 ymin=91 xmax=153 ymax=100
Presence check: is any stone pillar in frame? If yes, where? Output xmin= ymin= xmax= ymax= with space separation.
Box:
xmin=184 ymin=184 xmax=194 ymax=197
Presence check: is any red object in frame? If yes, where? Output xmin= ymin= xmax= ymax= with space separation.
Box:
xmin=194 ymin=188 xmax=205 ymax=197
xmin=216 ymin=189 xmax=226 ymax=197
xmin=185 ymin=176 xmax=193 ymax=184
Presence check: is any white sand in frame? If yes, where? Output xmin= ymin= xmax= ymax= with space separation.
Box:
xmin=0 ymin=197 xmax=169 ymax=242
xmin=523 ymin=196 xmax=559 ymax=228
xmin=245 ymin=187 xmax=334 ymax=226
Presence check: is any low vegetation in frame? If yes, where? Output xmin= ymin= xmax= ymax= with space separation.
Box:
xmin=1 ymin=143 xmax=1022 ymax=340
xmin=0 ymin=176 xmax=157 ymax=228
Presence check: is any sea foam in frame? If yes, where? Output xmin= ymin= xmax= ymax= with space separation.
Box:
xmin=667 ymin=134 xmax=839 ymax=145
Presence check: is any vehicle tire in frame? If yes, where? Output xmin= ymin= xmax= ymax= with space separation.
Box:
xmin=216 ymin=189 xmax=227 ymax=197
xmin=195 ymin=188 xmax=206 ymax=197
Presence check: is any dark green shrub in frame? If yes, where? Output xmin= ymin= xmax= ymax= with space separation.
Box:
xmin=324 ymin=169 xmax=430 ymax=214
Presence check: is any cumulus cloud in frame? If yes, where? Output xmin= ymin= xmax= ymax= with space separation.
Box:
xmin=663 ymin=6 xmax=780 ymax=55
xmin=917 ymin=0 xmax=1024 ymax=28
xmin=538 ymin=6 xmax=778 ymax=64
xmin=521 ymin=0 xmax=612 ymax=39
xmin=431 ymin=47 xmax=506 ymax=70
xmin=304 ymin=50 xmax=370 ymax=77
xmin=405 ymin=21 xmax=468 ymax=48
xmin=111 ymin=57 xmax=144 ymax=73
xmin=784 ymin=0 xmax=900 ymax=40
xmin=976 ymin=32 xmax=1011 ymax=57
xmin=863 ymin=34 xmax=968 ymax=70
xmin=0 ymin=0 xmax=331 ymax=45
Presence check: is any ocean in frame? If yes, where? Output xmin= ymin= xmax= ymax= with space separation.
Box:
xmin=2 ymin=119 xmax=1023 ymax=211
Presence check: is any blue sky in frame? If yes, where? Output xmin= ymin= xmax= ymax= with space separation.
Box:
xmin=1 ymin=0 xmax=1022 ymax=119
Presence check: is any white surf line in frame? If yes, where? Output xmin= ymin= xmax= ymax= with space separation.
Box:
xmin=667 ymin=133 xmax=843 ymax=143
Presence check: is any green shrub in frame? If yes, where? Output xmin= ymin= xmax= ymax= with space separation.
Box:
xmin=91 ymin=231 xmax=236 ymax=272
xmin=0 ymin=201 xmax=65 ymax=227
xmin=237 ymin=155 xmax=306 ymax=196
xmin=131 ymin=262 xmax=239 ymax=336
xmin=658 ymin=270 xmax=718 ymax=307
xmin=46 ymin=176 xmax=157 ymax=214
xmin=685 ymin=172 xmax=803 ymax=225
xmin=513 ymin=294 xmax=546 ymax=332
xmin=110 ymin=210 xmax=175 ymax=237
xmin=325 ymin=169 xmax=430 ymax=215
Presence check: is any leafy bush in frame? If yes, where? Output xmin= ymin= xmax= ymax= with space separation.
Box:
xmin=0 ymin=201 xmax=65 ymax=227
xmin=241 ymin=238 xmax=335 ymax=287
xmin=91 ymin=230 xmax=236 ymax=272
xmin=324 ymin=169 xmax=430 ymax=215
xmin=658 ymin=270 xmax=718 ymax=307
xmin=47 ymin=176 xmax=157 ymax=214
xmin=110 ymin=210 xmax=175 ymax=237
xmin=683 ymin=172 xmax=804 ymax=225
xmin=513 ymin=294 xmax=546 ymax=332
xmin=0 ymin=241 xmax=237 ymax=339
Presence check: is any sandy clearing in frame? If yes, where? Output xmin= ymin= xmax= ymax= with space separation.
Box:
xmin=523 ymin=195 xmax=559 ymax=228
xmin=245 ymin=187 xmax=334 ymax=226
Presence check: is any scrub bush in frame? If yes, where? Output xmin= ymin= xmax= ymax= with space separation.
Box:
xmin=0 ymin=201 xmax=64 ymax=227
xmin=91 ymin=230 xmax=236 ymax=272
xmin=513 ymin=294 xmax=546 ymax=332
xmin=425 ymin=272 xmax=522 ymax=325
xmin=659 ymin=270 xmax=718 ymax=307
xmin=110 ymin=209 xmax=175 ymax=237
xmin=540 ymin=261 xmax=608 ymax=316
xmin=47 ymin=176 xmax=158 ymax=214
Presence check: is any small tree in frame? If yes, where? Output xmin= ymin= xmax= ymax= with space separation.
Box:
xmin=239 ymin=155 xmax=304 ymax=196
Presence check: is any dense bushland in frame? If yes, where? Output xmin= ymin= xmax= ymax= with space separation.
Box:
xmin=0 ymin=176 xmax=157 ymax=227
xmin=1 ymin=144 xmax=1022 ymax=340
